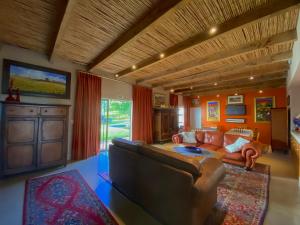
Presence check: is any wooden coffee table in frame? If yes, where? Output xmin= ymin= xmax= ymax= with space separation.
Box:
xmin=153 ymin=143 xmax=225 ymax=162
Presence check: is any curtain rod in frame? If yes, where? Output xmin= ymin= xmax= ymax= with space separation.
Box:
xmin=77 ymin=70 xmax=133 ymax=85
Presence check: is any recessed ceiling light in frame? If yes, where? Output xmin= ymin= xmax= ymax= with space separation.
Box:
xmin=115 ymin=74 xmax=119 ymax=78
xmin=259 ymin=90 xmax=263 ymax=94
xmin=234 ymin=93 xmax=238 ymax=96
xmin=249 ymin=76 xmax=254 ymax=80
xmin=214 ymin=82 xmax=218 ymax=86
xmin=209 ymin=27 xmax=217 ymax=35
xmin=216 ymin=94 xmax=220 ymax=98
xmin=132 ymin=65 xmax=137 ymax=70
xmin=170 ymin=89 xmax=174 ymax=93
xmin=190 ymin=86 xmax=193 ymax=90
xmin=197 ymin=95 xmax=200 ymax=99
xmin=159 ymin=53 xmax=165 ymax=59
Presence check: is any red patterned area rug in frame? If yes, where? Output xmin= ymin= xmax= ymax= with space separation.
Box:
xmin=216 ymin=163 xmax=270 ymax=225
xmin=23 ymin=170 xmax=119 ymax=225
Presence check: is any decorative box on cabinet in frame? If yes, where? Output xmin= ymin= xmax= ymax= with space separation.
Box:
xmin=153 ymin=108 xmax=178 ymax=143
xmin=0 ymin=103 xmax=69 ymax=176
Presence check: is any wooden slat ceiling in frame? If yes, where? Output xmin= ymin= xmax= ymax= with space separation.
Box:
xmin=0 ymin=0 xmax=299 ymax=96
xmin=0 ymin=0 xmax=67 ymax=53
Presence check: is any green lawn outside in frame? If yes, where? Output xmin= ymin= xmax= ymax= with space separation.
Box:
xmin=12 ymin=76 xmax=65 ymax=94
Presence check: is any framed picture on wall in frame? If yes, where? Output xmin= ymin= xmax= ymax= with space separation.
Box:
xmin=254 ymin=96 xmax=276 ymax=123
xmin=207 ymin=101 xmax=220 ymax=122
xmin=2 ymin=59 xmax=71 ymax=99
xmin=153 ymin=93 xmax=167 ymax=108
xmin=227 ymin=95 xmax=244 ymax=104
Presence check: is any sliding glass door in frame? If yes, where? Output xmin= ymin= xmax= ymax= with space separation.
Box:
xmin=100 ymin=99 xmax=132 ymax=150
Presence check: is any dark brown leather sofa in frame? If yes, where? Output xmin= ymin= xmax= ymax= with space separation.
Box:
xmin=109 ymin=138 xmax=225 ymax=225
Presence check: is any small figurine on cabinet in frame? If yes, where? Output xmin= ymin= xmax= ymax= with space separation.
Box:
xmin=5 ymin=78 xmax=20 ymax=103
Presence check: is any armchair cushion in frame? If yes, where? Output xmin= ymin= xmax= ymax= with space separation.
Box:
xmin=225 ymin=137 xmax=250 ymax=153
xmin=195 ymin=131 xmax=205 ymax=143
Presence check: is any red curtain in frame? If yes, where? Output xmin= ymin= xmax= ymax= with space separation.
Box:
xmin=132 ymin=85 xmax=153 ymax=144
xmin=169 ymin=94 xmax=178 ymax=107
xmin=183 ymin=96 xmax=191 ymax=131
xmin=72 ymin=71 xmax=101 ymax=160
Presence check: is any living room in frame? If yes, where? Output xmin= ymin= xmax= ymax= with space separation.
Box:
xmin=0 ymin=0 xmax=300 ymax=225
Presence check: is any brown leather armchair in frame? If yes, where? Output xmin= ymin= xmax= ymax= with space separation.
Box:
xmin=172 ymin=131 xmax=262 ymax=169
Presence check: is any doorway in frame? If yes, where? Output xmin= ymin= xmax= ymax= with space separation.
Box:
xmin=100 ymin=99 xmax=132 ymax=150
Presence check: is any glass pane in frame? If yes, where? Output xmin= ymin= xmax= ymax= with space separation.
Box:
xmin=100 ymin=99 xmax=108 ymax=151
xmin=107 ymin=100 xmax=132 ymax=145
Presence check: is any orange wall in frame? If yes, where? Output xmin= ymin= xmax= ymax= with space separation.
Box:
xmin=195 ymin=87 xmax=287 ymax=144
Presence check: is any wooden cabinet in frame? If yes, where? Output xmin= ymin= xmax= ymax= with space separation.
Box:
xmin=153 ymin=108 xmax=178 ymax=143
xmin=271 ymin=108 xmax=288 ymax=152
xmin=0 ymin=103 xmax=69 ymax=176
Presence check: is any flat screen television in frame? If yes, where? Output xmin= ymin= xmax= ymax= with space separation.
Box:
xmin=226 ymin=104 xmax=246 ymax=115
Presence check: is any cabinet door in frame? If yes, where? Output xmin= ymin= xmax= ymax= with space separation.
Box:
xmin=4 ymin=118 xmax=38 ymax=174
xmin=161 ymin=111 xmax=170 ymax=140
xmin=38 ymin=118 xmax=66 ymax=168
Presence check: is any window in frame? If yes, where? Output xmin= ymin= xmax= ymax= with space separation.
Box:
xmin=178 ymin=107 xmax=184 ymax=128
xmin=100 ymin=99 xmax=132 ymax=150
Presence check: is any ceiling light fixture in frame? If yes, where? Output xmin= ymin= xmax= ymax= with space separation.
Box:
xmin=234 ymin=93 xmax=238 ymax=96
xmin=190 ymin=86 xmax=193 ymax=90
xmin=249 ymin=76 xmax=254 ymax=80
xmin=216 ymin=94 xmax=220 ymax=98
xmin=132 ymin=65 xmax=137 ymax=70
xmin=259 ymin=90 xmax=263 ymax=94
xmin=159 ymin=53 xmax=165 ymax=59
xmin=115 ymin=74 xmax=119 ymax=78
xmin=170 ymin=89 xmax=174 ymax=93
xmin=214 ymin=82 xmax=218 ymax=86
xmin=209 ymin=26 xmax=217 ymax=35
xmin=197 ymin=95 xmax=200 ymax=99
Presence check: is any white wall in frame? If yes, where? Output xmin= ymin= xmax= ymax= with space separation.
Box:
xmin=288 ymin=12 xmax=300 ymax=131
xmin=0 ymin=44 xmax=133 ymax=159
xmin=0 ymin=44 xmax=84 ymax=159
xmin=102 ymin=78 xmax=132 ymax=100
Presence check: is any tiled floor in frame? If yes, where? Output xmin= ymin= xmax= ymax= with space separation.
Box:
xmin=0 ymin=150 xmax=299 ymax=225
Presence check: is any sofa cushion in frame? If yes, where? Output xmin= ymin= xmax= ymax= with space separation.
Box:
xmin=225 ymin=137 xmax=250 ymax=153
xmin=198 ymin=143 xmax=220 ymax=151
xmin=181 ymin=132 xmax=197 ymax=144
xmin=223 ymin=134 xmax=252 ymax=147
xmin=204 ymin=131 xmax=224 ymax=147
xmin=195 ymin=131 xmax=205 ymax=143
xmin=138 ymin=145 xmax=201 ymax=177
xmin=112 ymin=138 xmax=143 ymax=152
xmin=218 ymin=148 xmax=244 ymax=161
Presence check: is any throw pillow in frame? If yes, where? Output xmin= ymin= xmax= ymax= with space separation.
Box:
xmin=225 ymin=137 xmax=250 ymax=153
xmin=181 ymin=132 xmax=197 ymax=144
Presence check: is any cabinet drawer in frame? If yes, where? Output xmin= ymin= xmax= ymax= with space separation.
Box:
xmin=6 ymin=105 xmax=39 ymax=116
xmin=40 ymin=107 xmax=66 ymax=116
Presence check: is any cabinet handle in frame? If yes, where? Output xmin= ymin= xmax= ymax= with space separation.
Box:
xmin=45 ymin=110 xmax=48 ymax=112
xmin=30 ymin=110 xmax=33 ymax=112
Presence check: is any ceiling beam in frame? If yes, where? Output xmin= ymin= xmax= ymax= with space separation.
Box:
xmin=173 ymin=69 xmax=288 ymax=92
xmin=49 ymin=0 xmax=77 ymax=61
xmin=160 ymin=51 xmax=291 ymax=89
xmin=87 ymin=0 xmax=182 ymax=71
xmin=176 ymin=71 xmax=286 ymax=93
xmin=183 ymin=80 xmax=286 ymax=97
xmin=165 ymin=61 xmax=289 ymax=90
xmin=183 ymin=76 xmax=287 ymax=95
xmin=138 ymin=30 xmax=296 ymax=84
xmin=116 ymin=0 xmax=300 ymax=78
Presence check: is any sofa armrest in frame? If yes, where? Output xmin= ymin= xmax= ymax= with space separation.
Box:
xmin=241 ymin=142 xmax=262 ymax=169
xmin=172 ymin=134 xmax=183 ymax=144
xmin=193 ymin=158 xmax=225 ymax=195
